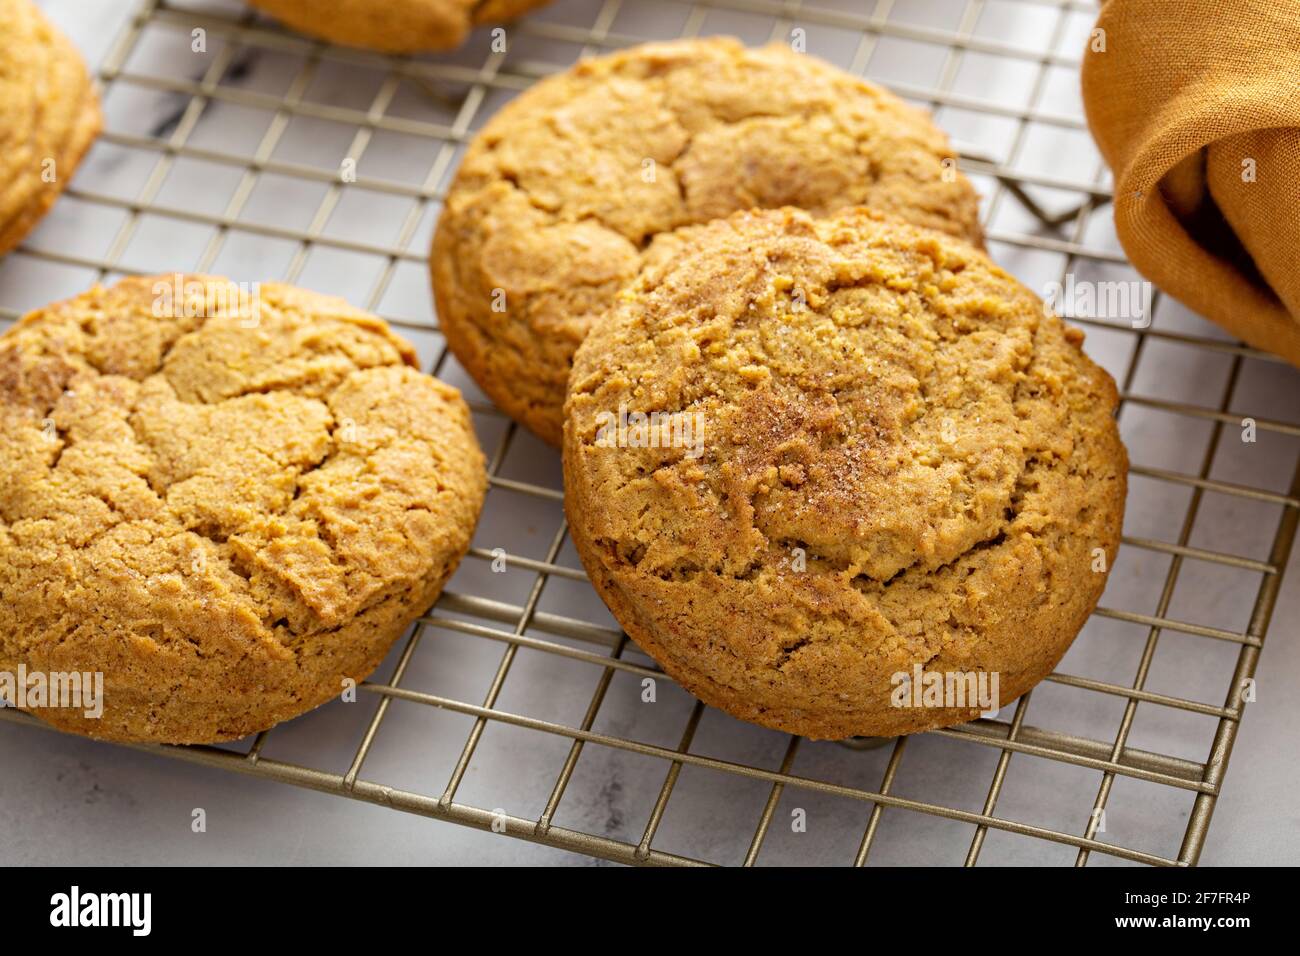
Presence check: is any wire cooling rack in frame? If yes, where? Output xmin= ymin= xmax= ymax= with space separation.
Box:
xmin=2 ymin=0 xmax=1298 ymax=866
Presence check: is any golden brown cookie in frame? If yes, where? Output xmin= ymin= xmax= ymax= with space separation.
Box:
xmin=0 ymin=275 xmax=486 ymax=743
xmin=563 ymin=208 xmax=1126 ymax=740
xmin=0 ymin=0 xmax=102 ymax=257
xmin=433 ymin=37 xmax=984 ymax=446
xmin=246 ymin=0 xmax=551 ymax=52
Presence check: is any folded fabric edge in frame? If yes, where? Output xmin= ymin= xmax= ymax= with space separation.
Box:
xmin=1114 ymin=188 xmax=1300 ymax=368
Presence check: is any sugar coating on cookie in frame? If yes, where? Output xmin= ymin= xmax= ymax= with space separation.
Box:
xmin=247 ymin=0 xmax=551 ymax=52
xmin=563 ymin=207 xmax=1127 ymax=740
xmin=0 ymin=0 xmax=102 ymax=257
xmin=0 ymin=276 xmax=486 ymax=743
xmin=433 ymin=37 xmax=985 ymax=446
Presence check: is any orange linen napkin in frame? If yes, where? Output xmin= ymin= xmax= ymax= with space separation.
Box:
xmin=1081 ymin=0 xmax=1300 ymax=367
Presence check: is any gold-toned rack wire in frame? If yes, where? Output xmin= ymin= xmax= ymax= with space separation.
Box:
xmin=2 ymin=0 xmax=1298 ymax=866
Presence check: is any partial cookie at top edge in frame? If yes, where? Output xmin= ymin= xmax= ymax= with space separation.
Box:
xmin=246 ymin=0 xmax=552 ymax=53
xmin=0 ymin=0 xmax=102 ymax=257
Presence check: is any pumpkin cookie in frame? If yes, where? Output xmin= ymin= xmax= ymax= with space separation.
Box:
xmin=246 ymin=0 xmax=551 ymax=52
xmin=0 ymin=275 xmax=486 ymax=743
xmin=563 ymin=208 xmax=1126 ymax=740
xmin=433 ymin=37 xmax=984 ymax=446
xmin=0 ymin=0 xmax=102 ymax=257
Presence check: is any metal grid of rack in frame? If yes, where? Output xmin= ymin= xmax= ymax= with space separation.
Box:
xmin=2 ymin=0 xmax=1298 ymax=866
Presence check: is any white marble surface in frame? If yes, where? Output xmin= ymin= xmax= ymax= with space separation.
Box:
xmin=1 ymin=0 xmax=1297 ymax=866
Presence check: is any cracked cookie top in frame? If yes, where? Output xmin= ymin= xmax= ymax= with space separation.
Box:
xmin=432 ymin=37 xmax=984 ymax=446
xmin=0 ymin=276 xmax=486 ymax=742
xmin=563 ymin=207 xmax=1126 ymax=739
xmin=0 ymin=0 xmax=102 ymax=256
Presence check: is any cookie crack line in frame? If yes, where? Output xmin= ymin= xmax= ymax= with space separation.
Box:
xmin=600 ymin=467 xmax=1032 ymax=591
xmin=9 ymin=279 xmax=446 ymax=631
xmin=583 ymin=256 xmax=1054 ymax=590
xmin=770 ymin=301 xmax=1057 ymax=589
xmin=477 ymin=51 xmax=928 ymax=249
xmin=455 ymin=38 xmax=977 ymax=269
